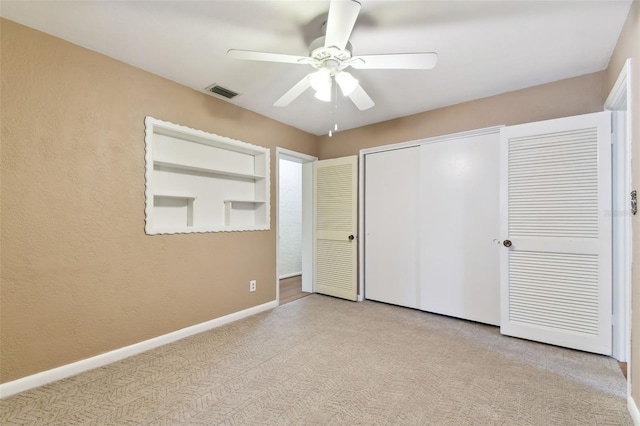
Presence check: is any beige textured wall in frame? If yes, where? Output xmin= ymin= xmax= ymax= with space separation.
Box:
xmin=606 ymin=0 xmax=640 ymax=409
xmin=0 ymin=19 xmax=317 ymax=383
xmin=317 ymin=72 xmax=606 ymax=159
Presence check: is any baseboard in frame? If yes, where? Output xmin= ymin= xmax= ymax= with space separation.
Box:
xmin=0 ymin=300 xmax=278 ymax=399
xmin=630 ymin=395 xmax=640 ymax=425
xmin=279 ymin=272 xmax=302 ymax=280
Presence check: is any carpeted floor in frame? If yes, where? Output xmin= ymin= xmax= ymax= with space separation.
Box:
xmin=0 ymin=295 xmax=632 ymax=425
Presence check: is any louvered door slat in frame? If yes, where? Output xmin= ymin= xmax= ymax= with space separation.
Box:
xmin=509 ymin=127 xmax=599 ymax=239
xmin=500 ymin=111 xmax=611 ymax=355
xmin=316 ymin=240 xmax=354 ymax=291
xmin=509 ymin=251 xmax=599 ymax=335
xmin=314 ymin=156 xmax=358 ymax=301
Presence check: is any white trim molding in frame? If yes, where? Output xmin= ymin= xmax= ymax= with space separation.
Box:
xmin=0 ymin=300 xmax=278 ymax=399
xmin=605 ymin=59 xmax=630 ymax=110
xmin=629 ymin=395 xmax=640 ymax=425
xmin=276 ymin=147 xmax=317 ymax=164
xmin=605 ymin=57 xmax=634 ymax=420
xmin=604 ymin=59 xmax=633 ymax=366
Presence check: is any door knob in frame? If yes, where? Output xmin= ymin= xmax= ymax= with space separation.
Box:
xmin=503 ymin=240 xmax=512 ymax=247
xmin=348 ymin=235 xmax=355 ymax=241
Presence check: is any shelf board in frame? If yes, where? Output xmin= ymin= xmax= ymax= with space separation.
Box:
xmin=154 ymin=194 xmax=196 ymax=200
xmin=223 ymin=200 xmax=266 ymax=204
xmin=154 ymin=160 xmax=264 ymax=180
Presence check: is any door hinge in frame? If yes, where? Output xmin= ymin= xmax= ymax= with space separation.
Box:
xmin=631 ymin=190 xmax=637 ymax=215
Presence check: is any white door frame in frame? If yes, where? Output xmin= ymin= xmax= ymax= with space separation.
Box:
xmin=604 ymin=58 xmax=633 ymax=376
xmin=275 ymin=148 xmax=318 ymax=304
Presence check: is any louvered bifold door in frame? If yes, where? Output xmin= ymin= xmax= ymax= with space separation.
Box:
xmin=314 ymin=156 xmax=358 ymax=301
xmin=500 ymin=111 xmax=612 ymax=355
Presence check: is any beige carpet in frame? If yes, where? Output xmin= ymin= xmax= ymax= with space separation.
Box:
xmin=0 ymin=295 xmax=632 ymax=425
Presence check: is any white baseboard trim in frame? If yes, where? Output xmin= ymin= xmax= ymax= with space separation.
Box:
xmin=630 ymin=395 xmax=640 ymax=425
xmin=0 ymin=300 xmax=278 ymax=399
xmin=278 ymin=272 xmax=302 ymax=280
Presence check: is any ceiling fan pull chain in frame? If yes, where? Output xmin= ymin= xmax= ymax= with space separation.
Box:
xmin=329 ymin=76 xmax=338 ymax=137
xmin=335 ymin=80 xmax=339 ymax=131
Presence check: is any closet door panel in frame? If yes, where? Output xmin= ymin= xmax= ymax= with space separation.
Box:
xmin=419 ymin=133 xmax=500 ymax=325
xmin=499 ymin=112 xmax=612 ymax=354
xmin=364 ymin=146 xmax=420 ymax=308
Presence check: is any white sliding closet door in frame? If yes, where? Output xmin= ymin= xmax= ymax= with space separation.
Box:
xmin=364 ymin=146 xmax=420 ymax=307
xmin=500 ymin=111 xmax=612 ymax=355
xmin=419 ymin=133 xmax=500 ymax=325
xmin=363 ymin=129 xmax=500 ymax=325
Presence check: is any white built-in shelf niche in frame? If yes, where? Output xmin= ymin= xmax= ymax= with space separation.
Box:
xmin=144 ymin=117 xmax=270 ymax=235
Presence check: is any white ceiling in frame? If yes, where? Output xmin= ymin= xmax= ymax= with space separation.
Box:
xmin=1 ymin=1 xmax=632 ymax=136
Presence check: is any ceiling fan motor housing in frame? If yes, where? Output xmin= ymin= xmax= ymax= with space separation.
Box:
xmin=309 ymin=36 xmax=353 ymax=74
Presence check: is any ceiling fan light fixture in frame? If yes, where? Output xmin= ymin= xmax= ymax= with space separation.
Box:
xmin=314 ymin=87 xmax=332 ymax=102
xmin=309 ymin=68 xmax=332 ymax=102
xmin=335 ymin=71 xmax=358 ymax=96
xmin=309 ymin=68 xmax=331 ymax=92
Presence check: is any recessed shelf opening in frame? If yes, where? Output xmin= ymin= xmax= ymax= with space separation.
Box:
xmin=144 ymin=117 xmax=270 ymax=235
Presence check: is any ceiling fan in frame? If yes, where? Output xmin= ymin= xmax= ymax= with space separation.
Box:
xmin=227 ymin=0 xmax=438 ymax=111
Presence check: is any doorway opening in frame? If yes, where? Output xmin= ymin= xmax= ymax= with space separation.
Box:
xmin=276 ymin=148 xmax=317 ymax=305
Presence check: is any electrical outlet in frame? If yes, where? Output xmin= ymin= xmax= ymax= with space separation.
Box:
xmin=249 ymin=280 xmax=256 ymax=292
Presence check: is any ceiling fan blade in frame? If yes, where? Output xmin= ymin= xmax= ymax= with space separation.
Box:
xmin=351 ymin=52 xmax=438 ymax=70
xmin=324 ymin=0 xmax=361 ymax=51
xmin=347 ymin=83 xmax=374 ymax=111
xmin=274 ymin=75 xmax=312 ymax=107
xmin=227 ymin=49 xmax=309 ymax=64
